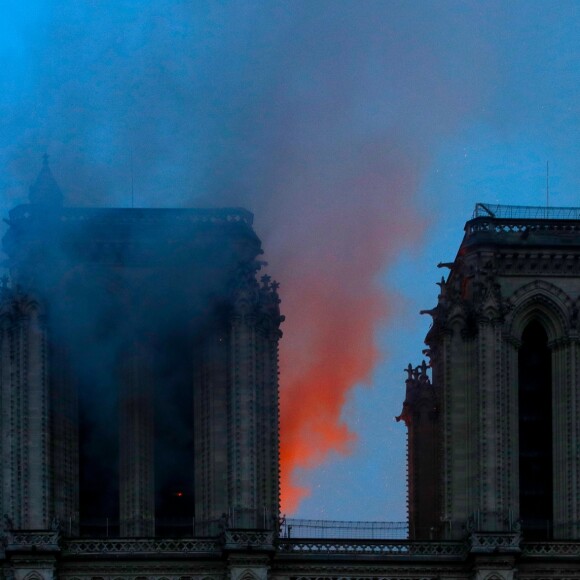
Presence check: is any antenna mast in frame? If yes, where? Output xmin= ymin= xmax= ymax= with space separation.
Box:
xmin=546 ymin=161 xmax=550 ymax=210
xmin=131 ymin=149 xmax=135 ymax=208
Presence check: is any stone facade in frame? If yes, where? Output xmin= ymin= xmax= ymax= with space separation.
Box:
xmin=3 ymin=165 xmax=580 ymax=580
xmin=5 ymin=529 xmax=580 ymax=580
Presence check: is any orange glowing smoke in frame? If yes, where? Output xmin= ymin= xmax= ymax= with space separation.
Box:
xmin=254 ymin=153 xmax=426 ymax=514
xmin=279 ymin=288 xmax=385 ymax=512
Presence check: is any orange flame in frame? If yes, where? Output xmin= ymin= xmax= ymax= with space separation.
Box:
xmin=261 ymin=159 xmax=425 ymax=514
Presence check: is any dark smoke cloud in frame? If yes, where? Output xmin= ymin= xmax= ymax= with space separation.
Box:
xmin=1 ymin=1 xmax=497 ymax=512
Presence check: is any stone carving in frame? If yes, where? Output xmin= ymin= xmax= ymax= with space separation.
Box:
xmin=469 ymin=533 xmax=521 ymax=554
xmin=62 ymin=538 xmax=221 ymax=555
xmin=396 ymin=361 xmax=436 ymax=427
xmin=231 ymin=263 xmax=262 ymax=317
xmin=473 ymin=264 xmax=510 ymax=323
xmin=5 ymin=531 xmax=60 ymax=551
xmin=224 ymin=531 xmax=274 ymax=550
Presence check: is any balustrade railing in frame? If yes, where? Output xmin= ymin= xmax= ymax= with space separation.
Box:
xmin=466 ymin=203 xmax=580 ymax=241
xmin=281 ymin=519 xmax=407 ymax=540
xmin=469 ymin=532 xmax=521 ymax=553
xmin=4 ymin=524 xmax=580 ymax=561
xmin=277 ymin=538 xmax=467 ymax=558
xmin=521 ymin=542 xmax=580 ymax=557
xmin=467 ymin=219 xmax=580 ymax=237
xmin=473 ymin=203 xmax=580 ymax=221
xmin=63 ymin=537 xmax=221 ymax=556
xmin=4 ymin=530 xmax=60 ymax=552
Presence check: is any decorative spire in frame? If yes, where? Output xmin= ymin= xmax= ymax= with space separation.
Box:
xmin=28 ymin=154 xmax=63 ymax=206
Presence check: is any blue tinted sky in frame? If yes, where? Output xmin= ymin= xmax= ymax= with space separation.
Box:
xmin=3 ymin=1 xmax=580 ymax=521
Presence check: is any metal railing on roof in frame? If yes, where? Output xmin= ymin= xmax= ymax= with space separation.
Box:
xmin=280 ymin=518 xmax=408 ymax=539
xmin=473 ymin=203 xmax=580 ymax=221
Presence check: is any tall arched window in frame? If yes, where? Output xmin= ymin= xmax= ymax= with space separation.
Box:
xmin=518 ymin=320 xmax=553 ymax=539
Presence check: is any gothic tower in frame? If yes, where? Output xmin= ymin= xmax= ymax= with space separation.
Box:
xmin=401 ymin=203 xmax=580 ymax=541
xmin=0 ymin=157 xmax=283 ymax=539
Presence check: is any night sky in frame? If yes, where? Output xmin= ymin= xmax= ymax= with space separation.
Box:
xmin=3 ymin=1 xmax=580 ymax=522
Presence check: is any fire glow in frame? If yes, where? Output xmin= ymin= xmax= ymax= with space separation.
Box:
xmin=267 ymin=165 xmax=424 ymax=514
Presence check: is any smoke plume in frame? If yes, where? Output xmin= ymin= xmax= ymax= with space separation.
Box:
xmin=1 ymin=2 xmax=492 ymax=513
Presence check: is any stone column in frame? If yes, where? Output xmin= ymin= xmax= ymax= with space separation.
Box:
xmin=255 ymin=277 xmax=282 ymax=529
xmin=193 ymin=317 xmax=229 ymax=534
xmin=119 ymin=340 xmax=155 ymax=537
xmin=51 ymin=344 xmax=79 ymax=536
xmin=26 ymin=301 xmax=51 ymax=529
xmin=194 ymin=273 xmax=282 ymax=534
xmin=552 ymin=337 xmax=577 ymax=539
xmin=228 ymin=267 xmax=260 ymax=529
xmin=476 ymin=315 xmax=505 ymax=531
xmin=0 ymin=292 xmax=51 ymax=530
xmin=503 ymin=335 xmax=520 ymax=533
xmin=443 ymin=317 xmax=472 ymax=538
xmin=419 ymin=273 xmax=478 ymax=539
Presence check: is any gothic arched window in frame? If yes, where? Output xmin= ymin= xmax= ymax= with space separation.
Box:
xmin=518 ymin=319 xmax=553 ymax=539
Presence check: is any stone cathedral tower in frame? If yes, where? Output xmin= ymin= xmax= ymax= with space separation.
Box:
xmin=400 ymin=203 xmax=580 ymax=542
xmin=0 ymin=157 xmax=283 ymax=539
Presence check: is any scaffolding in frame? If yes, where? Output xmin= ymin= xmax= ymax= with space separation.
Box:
xmin=280 ymin=518 xmax=408 ymax=539
xmin=473 ymin=203 xmax=580 ymax=221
